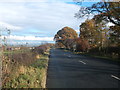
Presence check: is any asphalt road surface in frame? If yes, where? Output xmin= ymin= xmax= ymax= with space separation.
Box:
xmin=46 ymin=48 xmax=120 ymax=88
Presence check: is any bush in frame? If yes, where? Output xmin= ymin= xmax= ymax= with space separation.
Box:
xmin=33 ymin=44 xmax=52 ymax=55
xmin=75 ymin=38 xmax=90 ymax=52
xmin=2 ymin=44 xmax=51 ymax=88
xmin=89 ymin=46 xmax=120 ymax=59
xmin=2 ymin=48 xmax=37 ymax=86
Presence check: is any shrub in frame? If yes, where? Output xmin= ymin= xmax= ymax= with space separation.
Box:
xmin=75 ymin=38 xmax=90 ymax=52
xmin=33 ymin=44 xmax=52 ymax=55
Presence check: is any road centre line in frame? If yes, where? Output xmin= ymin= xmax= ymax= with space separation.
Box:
xmin=111 ymin=75 xmax=120 ymax=80
xmin=78 ymin=60 xmax=86 ymax=64
xmin=68 ymin=55 xmax=71 ymax=57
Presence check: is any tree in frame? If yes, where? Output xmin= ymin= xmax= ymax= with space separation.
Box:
xmin=80 ymin=19 xmax=97 ymax=42
xmin=64 ymin=39 xmax=75 ymax=50
xmin=75 ymin=1 xmax=120 ymax=26
xmin=54 ymin=26 xmax=78 ymax=48
xmin=109 ymin=25 xmax=120 ymax=46
xmin=80 ymin=19 xmax=108 ymax=48
xmin=74 ymin=38 xmax=90 ymax=52
xmin=55 ymin=42 xmax=65 ymax=48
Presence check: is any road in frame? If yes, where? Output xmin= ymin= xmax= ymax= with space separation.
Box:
xmin=46 ymin=48 xmax=120 ymax=88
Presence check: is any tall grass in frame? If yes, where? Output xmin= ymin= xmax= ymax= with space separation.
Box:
xmin=2 ymin=44 xmax=52 ymax=88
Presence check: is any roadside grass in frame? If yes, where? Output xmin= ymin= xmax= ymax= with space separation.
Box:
xmin=73 ymin=51 xmax=120 ymax=62
xmin=3 ymin=49 xmax=30 ymax=54
xmin=64 ymin=50 xmax=68 ymax=52
xmin=4 ymin=66 xmax=42 ymax=88
xmin=87 ymin=54 xmax=120 ymax=62
xmin=61 ymin=49 xmax=120 ymax=62
xmin=62 ymin=48 xmax=120 ymax=62
xmin=31 ymin=55 xmax=48 ymax=69
xmin=2 ymin=49 xmax=50 ymax=88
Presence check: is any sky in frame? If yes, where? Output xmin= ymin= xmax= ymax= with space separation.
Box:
xmin=0 ymin=0 xmax=96 ymax=46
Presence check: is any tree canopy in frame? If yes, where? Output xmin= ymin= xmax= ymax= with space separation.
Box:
xmin=79 ymin=19 xmax=108 ymax=48
xmin=54 ymin=26 xmax=78 ymax=48
xmin=75 ymin=2 xmax=120 ymax=26
xmin=54 ymin=26 xmax=78 ymax=41
xmin=109 ymin=25 xmax=120 ymax=45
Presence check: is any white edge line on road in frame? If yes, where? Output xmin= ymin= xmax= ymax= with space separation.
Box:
xmin=111 ymin=75 xmax=120 ymax=80
xmin=79 ymin=60 xmax=86 ymax=64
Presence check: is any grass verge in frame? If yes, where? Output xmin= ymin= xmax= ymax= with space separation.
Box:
xmin=73 ymin=52 xmax=120 ymax=63
xmin=2 ymin=49 xmax=50 ymax=88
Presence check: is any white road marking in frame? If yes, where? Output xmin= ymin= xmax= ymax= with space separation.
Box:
xmin=111 ymin=75 xmax=120 ymax=80
xmin=68 ymin=55 xmax=71 ymax=57
xmin=78 ymin=60 xmax=86 ymax=64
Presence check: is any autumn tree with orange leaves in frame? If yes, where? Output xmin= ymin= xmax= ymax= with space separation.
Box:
xmin=54 ymin=26 xmax=78 ymax=48
xmin=79 ymin=19 xmax=109 ymax=49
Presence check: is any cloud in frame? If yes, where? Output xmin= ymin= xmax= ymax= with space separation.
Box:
xmin=2 ymin=35 xmax=53 ymax=41
xmin=0 ymin=1 xmax=81 ymax=34
xmin=0 ymin=0 xmax=73 ymax=3
xmin=106 ymin=22 xmax=115 ymax=27
xmin=0 ymin=0 xmax=92 ymax=45
xmin=75 ymin=29 xmax=80 ymax=33
xmin=0 ymin=21 xmax=22 ymax=30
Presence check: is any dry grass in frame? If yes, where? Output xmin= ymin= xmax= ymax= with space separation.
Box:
xmin=2 ymin=46 xmax=50 ymax=88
